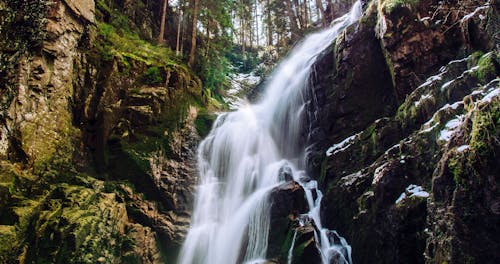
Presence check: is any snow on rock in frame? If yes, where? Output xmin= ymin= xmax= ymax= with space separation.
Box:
xmin=414 ymin=94 xmax=433 ymax=107
xmin=481 ymin=88 xmax=500 ymax=103
xmin=461 ymin=4 xmax=490 ymax=23
xmin=419 ymin=119 xmax=439 ymax=134
xmin=372 ymin=163 xmax=388 ymax=185
xmin=457 ymin=145 xmax=470 ymax=152
xmin=439 ymin=101 xmax=463 ymax=112
xmin=395 ymin=184 xmax=430 ymax=204
xmin=418 ymin=73 xmax=443 ymax=88
xmin=225 ymin=72 xmax=262 ymax=109
xmin=438 ymin=115 xmax=464 ymax=142
xmin=441 ymin=80 xmax=454 ymax=91
xmin=326 ymin=133 xmax=361 ymax=157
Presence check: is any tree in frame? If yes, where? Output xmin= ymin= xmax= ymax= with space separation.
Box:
xmin=315 ymin=0 xmax=327 ymax=27
xmin=284 ymin=0 xmax=298 ymax=38
xmin=265 ymin=0 xmax=273 ymax=46
xmin=188 ymin=0 xmax=200 ymax=67
xmin=176 ymin=8 xmax=183 ymax=55
xmin=158 ymin=0 xmax=169 ymax=43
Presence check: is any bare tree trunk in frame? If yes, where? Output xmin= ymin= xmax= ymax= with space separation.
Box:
xmin=176 ymin=9 xmax=182 ymax=55
xmin=303 ymin=0 xmax=309 ymax=28
xmin=315 ymin=0 xmax=327 ymax=26
xmin=240 ymin=17 xmax=246 ymax=53
xmin=254 ymin=1 xmax=259 ymax=47
xmin=181 ymin=11 xmax=185 ymax=54
xmin=188 ymin=0 xmax=199 ymax=67
xmin=293 ymin=0 xmax=303 ymax=29
xmin=285 ymin=0 xmax=299 ymax=37
xmin=266 ymin=0 xmax=272 ymax=46
xmin=327 ymin=0 xmax=334 ymax=21
xmin=205 ymin=19 xmax=210 ymax=57
xmin=159 ymin=0 xmax=168 ymax=43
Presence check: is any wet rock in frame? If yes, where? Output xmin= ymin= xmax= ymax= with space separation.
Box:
xmin=278 ymin=163 xmax=294 ymax=182
xmin=267 ymin=181 xmax=309 ymax=261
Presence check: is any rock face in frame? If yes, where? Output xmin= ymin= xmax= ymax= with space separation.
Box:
xmin=0 ymin=0 xmax=209 ymax=262
xmin=305 ymin=0 xmax=500 ymax=263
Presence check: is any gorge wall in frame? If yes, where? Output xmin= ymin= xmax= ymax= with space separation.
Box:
xmin=0 ymin=0 xmax=211 ymax=262
xmin=304 ymin=0 xmax=500 ymax=263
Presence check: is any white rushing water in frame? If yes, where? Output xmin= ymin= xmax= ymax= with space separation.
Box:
xmin=178 ymin=2 xmax=362 ymax=264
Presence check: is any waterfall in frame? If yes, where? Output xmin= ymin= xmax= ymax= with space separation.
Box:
xmin=178 ymin=2 xmax=363 ymax=264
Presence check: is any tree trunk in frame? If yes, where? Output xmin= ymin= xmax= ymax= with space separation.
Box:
xmin=315 ymin=0 xmax=327 ymax=27
xmin=285 ymin=0 xmax=298 ymax=37
xmin=327 ymin=0 xmax=334 ymax=21
xmin=254 ymin=1 xmax=259 ymax=47
xmin=266 ymin=0 xmax=272 ymax=46
xmin=205 ymin=19 xmax=210 ymax=57
xmin=293 ymin=0 xmax=303 ymax=29
xmin=241 ymin=17 xmax=246 ymax=53
xmin=188 ymin=0 xmax=199 ymax=67
xmin=176 ymin=9 xmax=182 ymax=55
xmin=303 ymin=0 xmax=309 ymax=28
xmin=159 ymin=0 xmax=168 ymax=43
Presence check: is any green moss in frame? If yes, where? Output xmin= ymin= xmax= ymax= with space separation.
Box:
xmin=448 ymin=155 xmax=467 ymax=188
xmin=279 ymin=228 xmax=296 ymax=258
xmin=381 ymin=46 xmax=397 ymax=98
xmin=470 ymin=98 xmax=500 ymax=157
xmin=194 ymin=108 xmax=216 ymax=138
xmin=291 ymin=240 xmax=308 ymax=264
xmin=95 ymin=22 xmax=179 ymax=68
xmin=359 ymin=0 xmax=379 ymax=28
xmin=0 ymin=225 xmax=17 ymax=263
xmin=475 ymin=52 xmax=498 ymax=84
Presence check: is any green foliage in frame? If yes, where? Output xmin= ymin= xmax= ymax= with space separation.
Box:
xmin=141 ymin=67 xmax=163 ymax=85
xmin=197 ymin=54 xmax=232 ymax=93
xmin=190 ymin=0 xmax=235 ymax=97
xmin=227 ymin=46 xmax=261 ymax=73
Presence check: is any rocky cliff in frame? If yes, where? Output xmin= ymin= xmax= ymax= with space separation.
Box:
xmin=303 ymin=0 xmax=499 ymax=263
xmin=0 ymin=0 xmax=213 ymax=263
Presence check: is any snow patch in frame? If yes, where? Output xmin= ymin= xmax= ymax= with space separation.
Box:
xmin=395 ymin=184 xmax=430 ymax=204
xmin=461 ymin=4 xmax=490 ymax=23
xmin=414 ymin=94 xmax=433 ymax=107
xmin=372 ymin=163 xmax=387 ymax=185
xmin=441 ymin=80 xmax=454 ymax=91
xmin=480 ymin=88 xmax=500 ymax=103
xmin=448 ymin=57 xmax=468 ymax=65
xmin=419 ymin=121 xmax=439 ymax=134
xmin=418 ymin=74 xmax=443 ymax=88
xmin=326 ymin=133 xmax=360 ymax=157
xmin=438 ymin=115 xmax=464 ymax=142
xmin=457 ymin=145 xmax=470 ymax=152
xmin=439 ymin=101 xmax=463 ymax=112
xmin=419 ymin=16 xmax=431 ymax=22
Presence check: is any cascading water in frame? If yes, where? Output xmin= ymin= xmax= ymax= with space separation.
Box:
xmin=178 ymin=2 xmax=363 ymax=264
